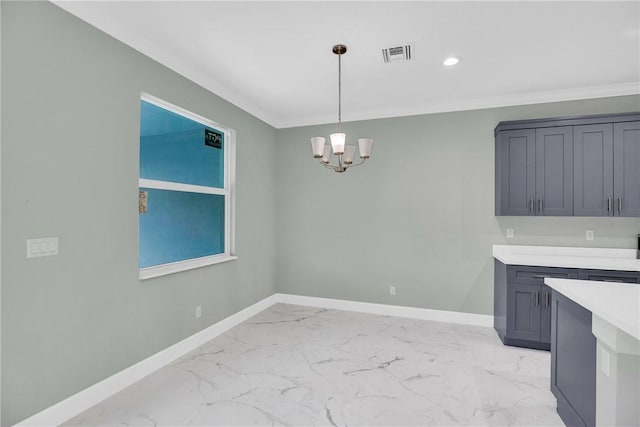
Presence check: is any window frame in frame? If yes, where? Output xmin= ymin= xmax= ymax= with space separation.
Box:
xmin=138 ymin=93 xmax=237 ymax=280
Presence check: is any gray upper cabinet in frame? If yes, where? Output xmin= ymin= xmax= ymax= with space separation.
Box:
xmin=535 ymin=127 xmax=573 ymax=216
xmin=495 ymin=127 xmax=572 ymax=216
xmin=614 ymin=121 xmax=640 ymax=217
xmin=496 ymin=130 xmax=535 ymax=215
xmin=496 ymin=113 xmax=640 ymax=216
xmin=574 ymin=124 xmax=613 ymax=216
xmin=573 ymin=121 xmax=640 ymax=217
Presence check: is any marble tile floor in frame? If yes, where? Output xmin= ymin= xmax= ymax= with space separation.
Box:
xmin=65 ymin=303 xmax=564 ymax=426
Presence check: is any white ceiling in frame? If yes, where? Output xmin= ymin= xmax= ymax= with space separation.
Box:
xmin=54 ymin=1 xmax=640 ymax=129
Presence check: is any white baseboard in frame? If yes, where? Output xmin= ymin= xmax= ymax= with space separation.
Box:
xmin=14 ymin=294 xmax=279 ymax=427
xmin=14 ymin=293 xmax=492 ymax=426
xmin=274 ymin=294 xmax=494 ymax=328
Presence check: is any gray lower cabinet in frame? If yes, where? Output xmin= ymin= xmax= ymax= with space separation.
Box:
xmin=507 ymin=283 xmax=553 ymax=346
xmin=550 ymin=269 xmax=636 ymax=427
xmin=494 ymin=264 xmax=639 ymax=352
xmin=551 ymin=290 xmax=596 ymax=427
xmin=507 ymin=283 xmax=542 ymax=343
xmin=494 ymin=262 xmax=577 ymax=350
xmin=495 ymin=113 xmax=640 ymax=217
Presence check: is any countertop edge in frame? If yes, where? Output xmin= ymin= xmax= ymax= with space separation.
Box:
xmin=492 ymin=245 xmax=640 ymax=272
xmin=544 ymin=278 xmax=640 ymax=341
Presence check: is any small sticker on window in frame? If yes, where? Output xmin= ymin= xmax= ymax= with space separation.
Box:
xmin=205 ymin=128 xmax=223 ymax=149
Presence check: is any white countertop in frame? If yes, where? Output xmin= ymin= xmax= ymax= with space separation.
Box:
xmin=493 ymin=245 xmax=640 ymax=271
xmin=544 ymin=278 xmax=640 ymax=341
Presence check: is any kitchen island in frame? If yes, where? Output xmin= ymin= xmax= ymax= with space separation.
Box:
xmin=545 ymin=278 xmax=640 ymax=427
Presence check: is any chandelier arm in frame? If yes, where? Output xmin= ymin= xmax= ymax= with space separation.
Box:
xmin=346 ymin=158 xmax=368 ymax=168
xmin=318 ymin=160 xmax=341 ymax=169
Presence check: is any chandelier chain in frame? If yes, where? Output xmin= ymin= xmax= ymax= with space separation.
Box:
xmin=338 ymin=51 xmax=342 ymax=133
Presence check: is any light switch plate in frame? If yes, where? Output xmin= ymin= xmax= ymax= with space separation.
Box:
xmin=506 ymin=228 xmax=514 ymax=238
xmin=586 ymin=230 xmax=594 ymax=241
xmin=27 ymin=237 xmax=59 ymax=258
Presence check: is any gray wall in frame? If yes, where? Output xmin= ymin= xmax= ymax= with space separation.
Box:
xmin=1 ymin=2 xmax=277 ymax=425
xmin=275 ymin=96 xmax=640 ymax=314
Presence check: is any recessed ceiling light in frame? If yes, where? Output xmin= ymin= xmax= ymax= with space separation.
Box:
xmin=443 ymin=57 xmax=460 ymax=66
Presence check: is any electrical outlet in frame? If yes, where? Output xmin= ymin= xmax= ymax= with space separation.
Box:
xmin=586 ymin=230 xmax=594 ymax=241
xmin=195 ymin=305 xmax=202 ymax=319
xmin=389 ymin=286 xmax=396 ymax=296
xmin=506 ymin=228 xmax=514 ymax=238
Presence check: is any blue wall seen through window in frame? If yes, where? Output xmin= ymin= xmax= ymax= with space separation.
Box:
xmin=139 ymin=100 xmax=226 ymax=268
xmin=140 ymin=101 xmax=224 ymax=188
xmin=139 ymin=189 xmax=225 ymax=268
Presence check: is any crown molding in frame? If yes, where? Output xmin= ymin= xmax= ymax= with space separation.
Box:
xmin=274 ymin=82 xmax=640 ymax=129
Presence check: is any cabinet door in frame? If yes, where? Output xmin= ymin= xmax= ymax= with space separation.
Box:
xmin=551 ymin=290 xmax=596 ymax=427
xmin=535 ymin=127 xmax=574 ymax=216
xmin=496 ymin=129 xmax=536 ymax=215
xmin=613 ymin=121 xmax=640 ymax=217
xmin=540 ymin=285 xmax=552 ymax=344
xmin=507 ymin=283 xmax=541 ymax=342
xmin=573 ymin=124 xmax=614 ymax=216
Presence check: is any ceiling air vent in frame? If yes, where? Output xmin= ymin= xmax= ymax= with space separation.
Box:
xmin=381 ymin=44 xmax=413 ymax=63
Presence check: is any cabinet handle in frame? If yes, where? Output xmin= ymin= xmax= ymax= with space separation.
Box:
xmin=534 ymin=291 xmax=540 ymax=306
xmin=529 ymin=198 xmax=534 ymax=212
xmin=538 ymin=198 xmax=543 ymax=213
xmin=618 ymin=197 xmax=622 ymax=213
xmin=533 ymin=274 xmax=551 ymax=284
xmin=545 ymin=292 xmax=550 ymax=308
xmin=607 ymin=197 xmax=611 ymax=213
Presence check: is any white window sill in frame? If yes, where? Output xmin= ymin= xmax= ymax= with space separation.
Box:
xmin=139 ymin=254 xmax=238 ymax=280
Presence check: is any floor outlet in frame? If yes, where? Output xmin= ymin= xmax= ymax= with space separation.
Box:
xmin=195 ymin=305 xmax=202 ymax=319
xmin=389 ymin=286 xmax=396 ymax=296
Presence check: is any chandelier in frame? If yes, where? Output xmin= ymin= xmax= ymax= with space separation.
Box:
xmin=310 ymin=44 xmax=373 ymax=173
